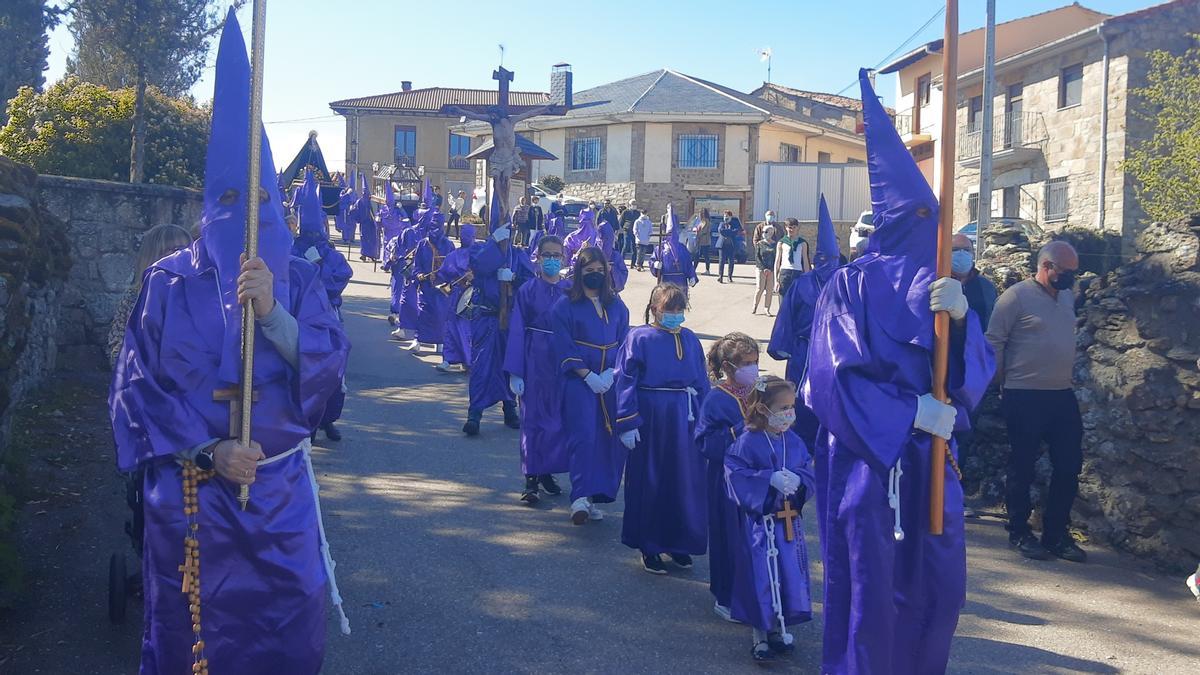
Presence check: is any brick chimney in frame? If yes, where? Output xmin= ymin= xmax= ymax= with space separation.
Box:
xmin=550 ymin=64 xmax=572 ymax=109
xmin=401 ymin=81 xmax=413 ymax=92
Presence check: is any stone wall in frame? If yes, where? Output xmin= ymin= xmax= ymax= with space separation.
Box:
xmin=0 ymin=159 xmax=71 ymax=459
xmin=562 ymin=181 xmax=636 ymax=206
xmin=965 ymin=214 xmax=1200 ymax=570
xmin=36 ymin=175 xmax=203 ymax=365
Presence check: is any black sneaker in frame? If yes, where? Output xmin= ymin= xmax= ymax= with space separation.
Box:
xmin=321 ymin=422 xmax=342 ymax=442
xmin=641 ymin=554 xmax=668 ymax=575
xmin=751 ymin=641 xmax=775 ymax=663
xmin=668 ymin=553 xmax=693 ymax=569
xmin=502 ymin=403 xmax=521 ymax=429
xmin=1009 ymin=532 xmax=1051 ymax=560
xmin=1045 ymin=537 xmax=1087 ymax=563
xmin=539 ymin=474 xmax=562 ymax=496
xmin=520 ymin=476 xmax=540 ymax=506
xmin=767 ymin=633 xmax=795 ymax=655
xmin=462 ymin=419 xmax=480 ymax=436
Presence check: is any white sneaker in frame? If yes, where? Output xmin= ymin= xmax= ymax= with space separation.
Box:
xmin=404 ymin=339 xmax=421 ymax=352
xmin=571 ymin=498 xmax=590 ymax=525
xmin=587 ymin=503 xmax=604 ymax=521
xmin=1187 ymin=570 xmax=1199 ymax=600
xmin=389 ymin=328 xmax=405 ymax=340
xmin=713 ymin=603 xmax=737 ymax=623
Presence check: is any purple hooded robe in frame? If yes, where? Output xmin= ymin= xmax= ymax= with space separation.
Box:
xmin=650 ymin=205 xmax=698 ymax=294
xmin=349 ymin=174 xmax=378 ymax=260
xmin=694 ymin=385 xmax=749 ymax=609
xmin=801 ymin=71 xmax=995 ymax=675
xmin=335 ymin=173 xmax=353 ymax=241
xmin=504 ymin=273 xmax=572 ymax=476
xmin=550 ymin=292 xmax=630 ymax=502
xmin=614 ymin=324 xmax=711 ymax=555
xmin=768 ymin=194 xmax=839 ymax=447
xmin=413 ymin=211 xmax=456 ymax=344
xmin=436 ymin=225 xmax=477 ymax=366
xmin=725 ymin=429 xmax=816 ymax=631
xmin=109 ymin=12 xmax=350 ymax=673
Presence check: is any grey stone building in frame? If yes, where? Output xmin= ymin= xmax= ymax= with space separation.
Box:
xmin=881 ymin=0 xmax=1200 ymax=250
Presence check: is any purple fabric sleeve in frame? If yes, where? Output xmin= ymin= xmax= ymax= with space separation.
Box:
xmin=613 ymin=330 xmax=644 ymax=432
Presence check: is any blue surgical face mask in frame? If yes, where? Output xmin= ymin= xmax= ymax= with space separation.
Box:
xmin=541 ymin=257 xmax=562 ymax=277
xmin=951 ymin=250 xmax=974 ymax=275
xmin=660 ymin=312 xmax=685 ymax=330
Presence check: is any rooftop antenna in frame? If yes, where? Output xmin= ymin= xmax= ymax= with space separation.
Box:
xmin=499 ymin=43 xmax=505 ymax=67
xmin=759 ymin=47 xmax=773 ymax=84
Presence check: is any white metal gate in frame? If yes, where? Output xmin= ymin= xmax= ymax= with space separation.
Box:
xmin=753 ymin=163 xmax=871 ymax=221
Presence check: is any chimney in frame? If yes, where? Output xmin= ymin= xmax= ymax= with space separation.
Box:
xmin=550 ymin=63 xmax=572 ymax=109
xmin=401 ymin=81 xmax=413 ymax=92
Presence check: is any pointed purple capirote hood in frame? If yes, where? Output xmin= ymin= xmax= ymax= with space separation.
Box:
xmin=422 ymin=178 xmax=435 ymax=210
xmin=816 ymin=194 xmax=840 ymax=267
xmin=201 ymin=8 xmax=293 ymax=383
xmin=386 ymin=180 xmax=396 ymax=210
xmin=489 ymin=187 xmax=506 ymax=229
xmin=298 ymin=168 xmax=326 ymax=236
xmin=854 ymin=68 xmax=939 ymax=350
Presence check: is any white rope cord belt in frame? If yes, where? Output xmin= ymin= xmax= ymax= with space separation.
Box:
xmin=762 ymin=515 xmax=794 ymax=645
xmin=264 ymin=438 xmax=352 ymax=635
xmin=638 ymin=386 xmax=700 ymax=421
xmin=888 ymin=463 xmax=905 ymax=542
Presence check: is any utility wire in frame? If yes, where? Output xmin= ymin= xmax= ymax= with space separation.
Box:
xmin=835 ymin=5 xmax=947 ymax=96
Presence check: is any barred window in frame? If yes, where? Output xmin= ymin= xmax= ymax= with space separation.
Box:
xmin=448 ymin=133 xmax=471 ymax=170
xmin=780 ymin=143 xmax=801 ymax=163
xmin=570 ymin=137 xmax=601 ymax=171
xmin=968 ymin=193 xmax=980 ymax=222
xmin=1044 ymin=177 xmax=1069 ymax=222
xmin=678 ymin=134 xmax=718 ymax=169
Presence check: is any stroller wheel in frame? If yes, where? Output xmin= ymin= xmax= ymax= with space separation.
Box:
xmin=108 ymin=552 xmax=127 ymax=624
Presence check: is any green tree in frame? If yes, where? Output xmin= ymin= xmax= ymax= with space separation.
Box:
xmin=538 ymin=174 xmax=564 ymax=194
xmin=69 ymin=0 xmax=239 ymax=183
xmin=0 ymin=1 xmax=65 ymax=125
xmin=0 ymin=77 xmax=210 ymax=187
xmin=1124 ymin=36 xmax=1200 ymax=223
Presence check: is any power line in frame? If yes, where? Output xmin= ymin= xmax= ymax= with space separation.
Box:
xmin=835 ymin=5 xmax=947 ymax=96
xmin=264 ymin=114 xmax=341 ymax=125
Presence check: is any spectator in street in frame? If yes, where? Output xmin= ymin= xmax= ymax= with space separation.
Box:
xmin=597 ymin=198 xmax=620 ymax=235
xmin=619 ymin=199 xmax=642 ymax=264
xmin=108 ymin=224 xmax=194 ymax=366
xmin=753 ymin=210 xmax=778 ymax=247
xmin=985 ymin=240 xmax=1087 ymax=563
xmin=952 ymin=233 xmax=998 ymax=328
xmin=753 ymin=224 xmax=779 ymax=316
xmin=633 ymin=211 xmax=654 ymax=271
xmin=431 ymin=185 xmax=444 ymax=210
xmin=692 ymin=208 xmax=713 ymax=275
xmin=528 ymin=195 xmax=545 ymax=240
xmin=446 ymin=189 xmax=465 ymax=239
xmin=717 ymin=210 xmax=742 ymax=283
xmin=774 ymin=217 xmax=809 ymax=296
xmin=511 ymin=196 xmax=531 ymax=246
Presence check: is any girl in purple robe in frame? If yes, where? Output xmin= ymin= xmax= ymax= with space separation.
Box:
xmin=726 ymin=375 xmax=815 ymax=663
xmin=695 ymin=332 xmax=760 ymax=621
xmin=505 ymin=235 xmax=571 ymax=505
xmin=550 ymin=246 xmax=630 ymax=525
xmin=614 ymin=283 xmax=710 ymax=574
xmin=650 ymin=206 xmax=698 ymax=295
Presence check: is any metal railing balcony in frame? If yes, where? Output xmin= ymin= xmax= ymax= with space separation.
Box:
xmin=958 ymin=111 xmax=1047 ymax=162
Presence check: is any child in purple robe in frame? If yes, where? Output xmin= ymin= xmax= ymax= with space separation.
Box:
xmin=695 ymin=332 xmax=760 ymax=621
xmin=435 ymin=225 xmax=478 ymax=373
xmin=410 ymin=212 xmax=456 ymax=352
xmin=726 ymin=375 xmax=815 ymax=663
xmin=650 ymin=205 xmax=698 ymax=295
xmin=505 ymin=235 xmax=571 ymax=505
xmin=551 ymin=246 xmax=630 ymax=524
xmin=614 ymin=283 xmax=711 ymax=574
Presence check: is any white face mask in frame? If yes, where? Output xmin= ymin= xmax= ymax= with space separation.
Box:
xmin=951 ymin=250 xmax=974 ymax=274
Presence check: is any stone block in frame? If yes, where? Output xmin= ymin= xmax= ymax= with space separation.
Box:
xmin=0 ymin=194 xmax=32 ymax=224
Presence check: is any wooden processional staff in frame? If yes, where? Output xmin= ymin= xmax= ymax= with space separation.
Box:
xmin=929 ymin=0 xmax=959 ymax=535
xmin=238 ymin=0 xmax=269 ymax=510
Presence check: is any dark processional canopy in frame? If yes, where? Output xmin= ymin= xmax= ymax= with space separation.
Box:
xmin=280 ymin=130 xmax=341 ymax=214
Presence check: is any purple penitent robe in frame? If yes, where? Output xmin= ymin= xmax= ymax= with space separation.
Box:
xmin=466 ymin=236 xmax=532 ymax=412
xmin=413 ymin=228 xmax=456 ymax=344
xmin=725 ymin=428 xmax=815 ymax=632
xmin=436 ymin=234 xmax=477 ymax=367
xmin=111 ymin=244 xmax=349 ymax=674
xmin=504 ymin=275 xmax=571 ymax=475
xmin=614 ymin=324 xmax=711 ymax=555
xmin=551 ymin=293 xmax=630 ymax=502
xmin=694 ymin=384 xmax=749 ymax=609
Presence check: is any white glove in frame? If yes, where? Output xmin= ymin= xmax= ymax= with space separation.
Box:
xmin=492 ymin=225 xmax=511 ymax=242
xmin=509 ymin=374 xmax=525 ymax=397
xmin=914 ymin=393 xmax=957 ymax=440
xmin=620 ymin=429 xmax=640 ymax=450
xmin=497 ymin=267 xmax=515 ymax=282
xmin=929 ymin=277 xmax=968 ymax=321
xmin=770 ymin=470 xmax=798 ymax=496
xmin=303 ymin=246 xmax=321 ymax=263
xmin=652 ymin=261 xmax=662 ymax=270
xmin=598 ymin=368 xmax=615 ymax=391
xmin=584 ymin=371 xmax=609 ymax=394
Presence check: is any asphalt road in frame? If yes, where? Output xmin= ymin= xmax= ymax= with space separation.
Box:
xmin=2 ymin=253 xmax=1196 ymax=674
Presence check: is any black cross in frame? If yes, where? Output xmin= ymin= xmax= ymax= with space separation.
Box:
xmin=493 ymin=67 xmax=513 ymax=111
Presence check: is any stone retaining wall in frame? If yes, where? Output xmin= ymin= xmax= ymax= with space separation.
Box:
xmin=36 ymin=175 xmax=203 ymax=365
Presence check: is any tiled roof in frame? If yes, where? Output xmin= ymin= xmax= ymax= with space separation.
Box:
xmin=330 ymin=87 xmax=549 ymax=113
xmin=755 ymin=83 xmax=872 ymax=112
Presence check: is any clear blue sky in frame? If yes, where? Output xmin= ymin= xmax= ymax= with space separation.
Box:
xmin=44 ymin=0 xmax=1157 ymax=172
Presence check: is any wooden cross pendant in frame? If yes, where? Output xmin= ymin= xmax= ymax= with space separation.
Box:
xmin=213 ymin=387 xmax=260 ymax=438
xmin=775 ymin=500 xmax=799 ymax=542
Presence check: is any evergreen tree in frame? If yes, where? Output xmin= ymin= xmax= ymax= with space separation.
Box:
xmin=0 ymin=1 xmax=64 ymax=125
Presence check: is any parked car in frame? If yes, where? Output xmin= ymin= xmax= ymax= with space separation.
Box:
xmin=958 ymin=217 xmax=1043 ymax=250
xmin=530 ymin=183 xmax=560 ymax=201
xmin=556 ymin=199 xmax=590 ymax=232
xmin=849 ymin=210 xmax=874 ymax=259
